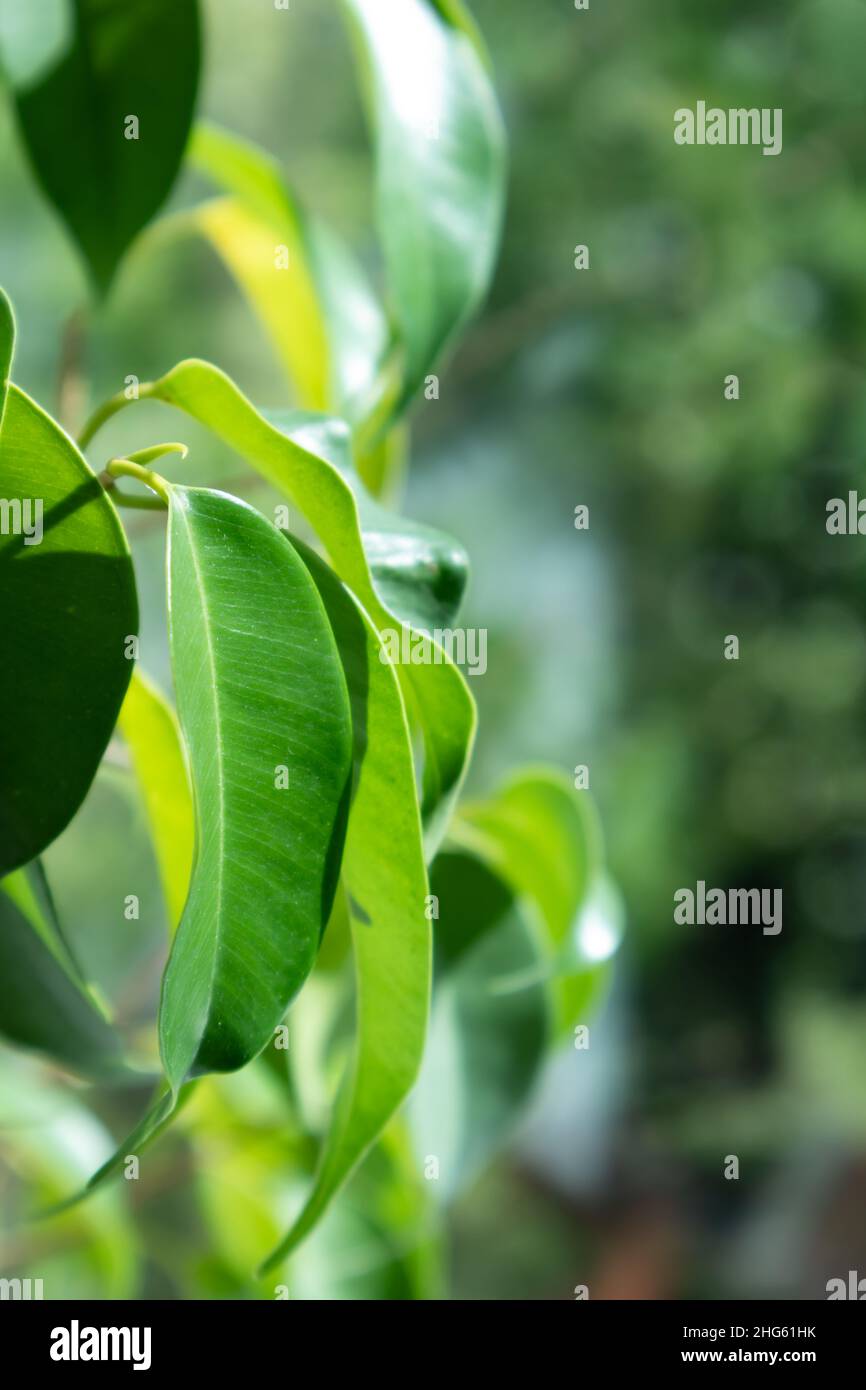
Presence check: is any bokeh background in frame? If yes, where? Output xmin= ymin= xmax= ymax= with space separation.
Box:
xmin=3 ymin=0 xmax=866 ymax=1298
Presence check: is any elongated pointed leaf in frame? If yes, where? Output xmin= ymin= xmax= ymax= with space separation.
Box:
xmin=159 ymin=485 xmax=353 ymax=1086
xmin=453 ymin=770 xmax=623 ymax=1036
xmin=115 ymin=360 xmax=473 ymax=852
xmin=269 ymin=410 xmax=467 ymax=632
xmin=0 ymin=286 xmax=11 ymax=424
xmin=0 ymin=349 xmax=138 ymax=876
xmin=1 ymin=0 xmax=200 ymax=292
xmin=119 ymin=668 xmax=194 ymax=933
xmin=188 ymin=122 xmax=388 ymax=426
xmin=263 ymin=544 xmax=430 ymax=1267
xmin=0 ymin=862 xmax=123 ymax=1077
xmin=342 ymin=0 xmax=505 ymax=409
xmin=192 ymin=195 xmax=330 ymax=411
xmin=42 ymin=1080 xmax=197 ymax=1217
xmin=410 ymin=849 xmax=550 ymax=1197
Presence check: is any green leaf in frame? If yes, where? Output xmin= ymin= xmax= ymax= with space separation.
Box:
xmin=268 ymin=410 xmax=467 ymax=632
xmin=0 ymin=353 xmax=138 ymax=877
xmin=88 ymin=360 xmax=475 ymax=853
xmin=428 ymin=0 xmax=490 ymax=50
xmin=0 ymin=861 xmax=123 ymax=1077
xmin=187 ymin=122 xmax=388 ymax=427
xmin=118 ymin=667 xmax=194 ymax=933
xmin=453 ymin=768 xmax=622 ymax=1037
xmin=1 ymin=0 xmax=201 ymax=293
xmin=342 ymin=0 xmax=506 ymax=409
xmin=410 ymin=849 xmax=550 ymax=1197
xmin=262 ymin=543 xmax=430 ymax=1267
xmin=159 ymin=485 xmax=353 ymax=1087
xmin=0 ymin=285 xmax=12 ymax=424
xmin=198 ymin=1101 xmax=440 ymax=1299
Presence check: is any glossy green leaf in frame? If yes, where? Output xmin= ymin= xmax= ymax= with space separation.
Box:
xmin=410 ymin=849 xmax=549 ymax=1197
xmin=85 ymin=360 xmax=475 ymax=853
xmin=342 ymin=0 xmax=506 ymax=409
xmin=119 ymin=667 xmax=194 ymax=933
xmin=159 ymin=485 xmax=353 ymax=1087
xmin=0 ymin=313 xmax=138 ymax=876
xmin=0 ymin=861 xmax=123 ymax=1077
xmin=454 ymin=768 xmax=622 ymax=1036
xmin=188 ymin=122 xmax=388 ymax=426
xmin=0 ymin=284 xmax=11 ymax=423
xmin=269 ymin=410 xmax=467 ymax=632
xmin=1 ymin=0 xmax=200 ymax=293
xmin=262 ymin=544 xmax=430 ymax=1267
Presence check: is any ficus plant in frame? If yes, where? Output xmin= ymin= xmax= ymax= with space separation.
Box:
xmin=0 ymin=0 xmax=621 ymax=1297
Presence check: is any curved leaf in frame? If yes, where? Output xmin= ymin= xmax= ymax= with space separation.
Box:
xmin=0 ymin=862 xmax=123 ymax=1078
xmin=0 ymin=285 xmax=12 ymax=423
xmin=119 ymin=667 xmax=194 ymax=933
xmin=342 ymin=0 xmax=506 ymax=409
xmin=90 ymin=360 xmax=474 ymax=853
xmin=453 ymin=768 xmax=622 ymax=1036
xmin=262 ymin=544 xmax=430 ymax=1267
xmin=192 ymin=195 xmax=330 ymax=411
xmin=159 ymin=485 xmax=353 ymax=1086
xmin=0 ymin=370 xmax=138 ymax=876
xmin=188 ymin=122 xmax=388 ymax=426
xmin=410 ymin=849 xmax=549 ymax=1197
xmin=269 ymin=410 xmax=467 ymax=632
xmin=2 ymin=0 xmax=201 ymax=292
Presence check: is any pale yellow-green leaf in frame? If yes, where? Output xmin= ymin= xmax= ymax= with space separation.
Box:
xmin=119 ymin=668 xmax=194 ymax=933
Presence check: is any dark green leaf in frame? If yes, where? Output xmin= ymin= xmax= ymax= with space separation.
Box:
xmin=2 ymin=0 xmax=201 ymax=293
xmin=159 ymin=485 xmax=353 ymax=1086
xmin=0 ymin=861 xmax=123 ymax=1077
xmin=0 ymin=341 xmax=137 ymax=876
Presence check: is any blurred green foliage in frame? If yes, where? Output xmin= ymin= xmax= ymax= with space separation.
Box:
xmin=3 ymin=0 xmax=866 ymax=1299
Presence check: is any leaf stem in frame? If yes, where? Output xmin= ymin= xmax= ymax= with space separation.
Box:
xmin=102 ymin=489 xmax=167 ymax=511
xmin=78 ymin=387 xmax=142 ymax=448
xmin=105 ymin=457 xmax=171 ymax=505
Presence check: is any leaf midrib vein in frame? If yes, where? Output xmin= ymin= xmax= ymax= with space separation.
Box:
xmin=174 ymin=500 xmax=227 ymax=1059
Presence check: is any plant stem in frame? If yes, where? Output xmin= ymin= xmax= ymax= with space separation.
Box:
xmin=100 ymin=484 xmax=167 ymax=511
xmin=78 ymin=387 xmax=139 ymax=448
xmin=105 ymin=457 xmax=171 ymax=505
